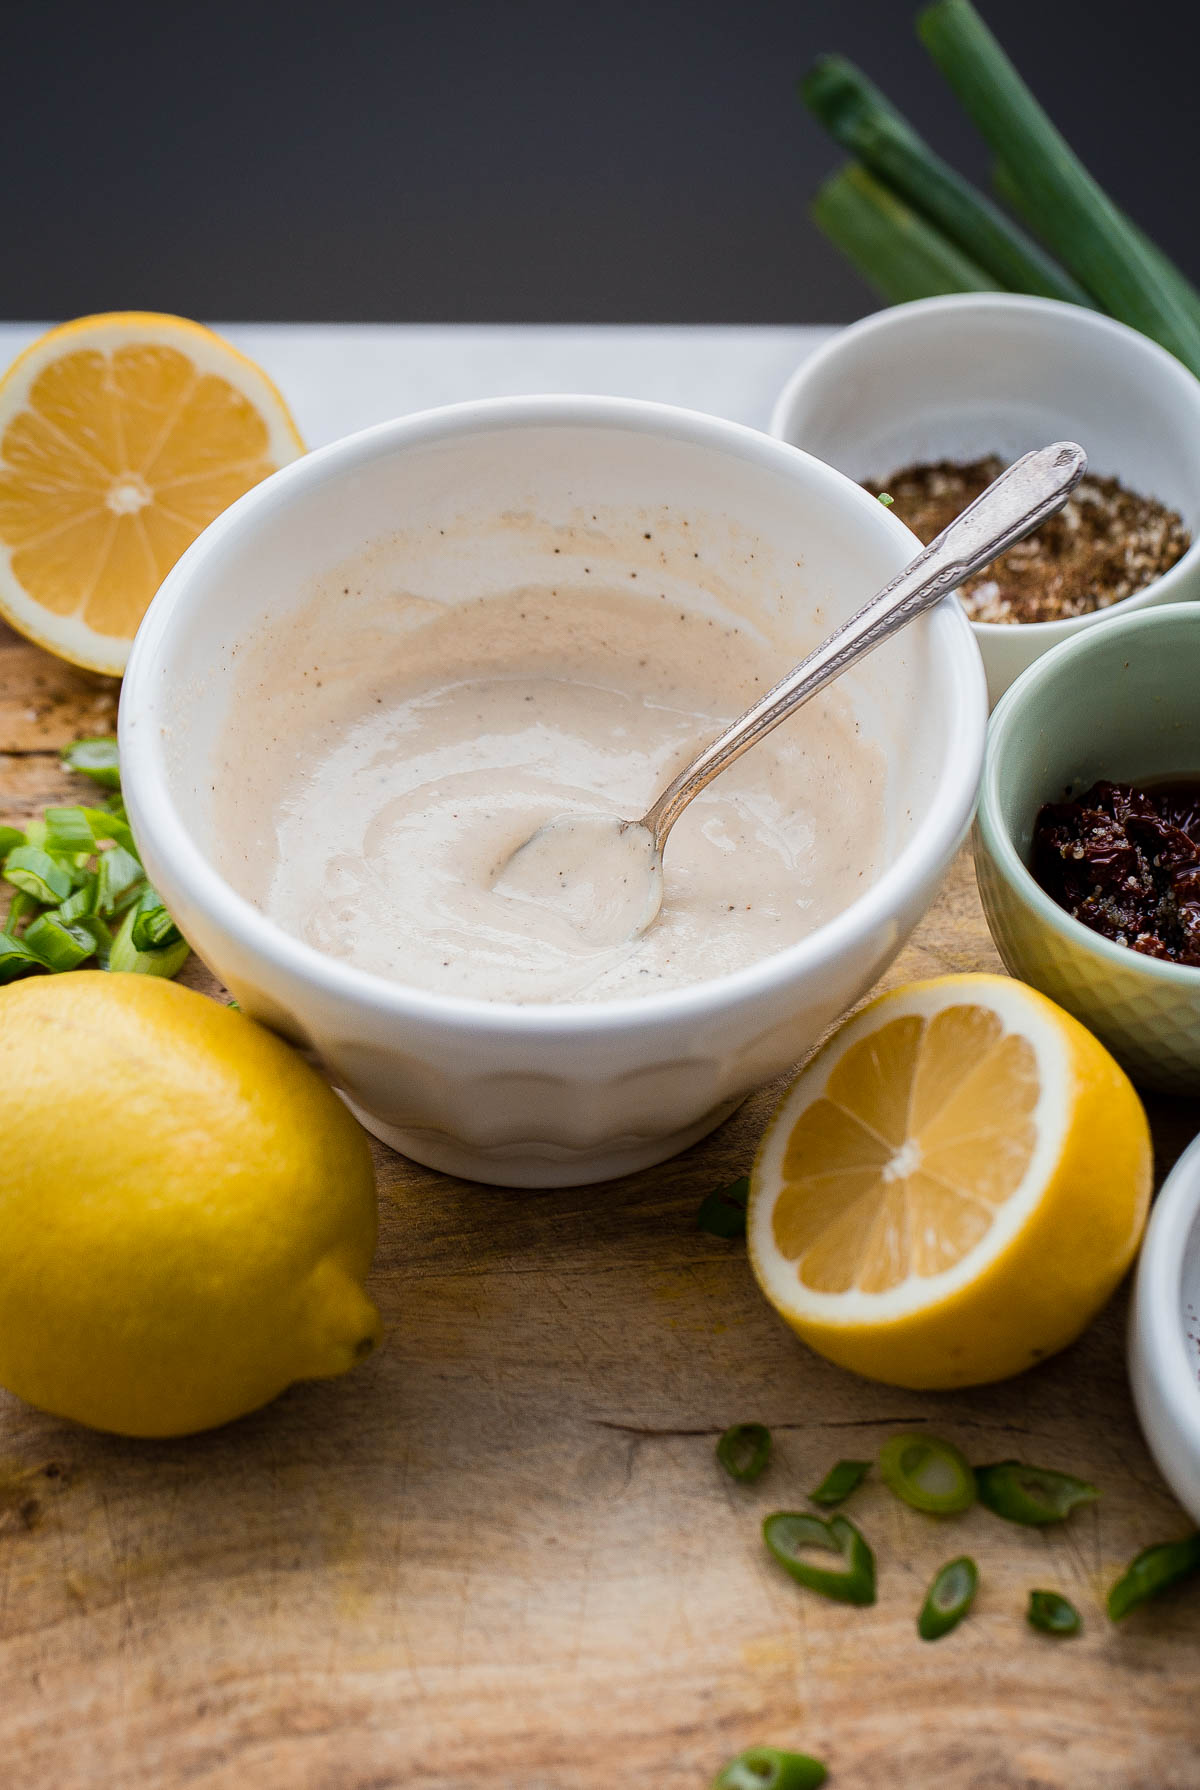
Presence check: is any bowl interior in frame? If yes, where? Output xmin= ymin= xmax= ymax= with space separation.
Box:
xmin=142 ymin=407 xmax=980 ymax=940
xmin=776 ymin=297 xmax=1200 ymax=538
xmin=988 ymin=605 xmax=1200 ymax=871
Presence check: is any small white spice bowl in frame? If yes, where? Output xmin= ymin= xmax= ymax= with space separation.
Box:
xmin=770 ymin=294 xmax=1200 ymax=705
xmin=1129 ymin=1131 xmax=1200 ymax=1525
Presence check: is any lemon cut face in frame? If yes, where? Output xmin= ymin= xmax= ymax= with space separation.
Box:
xmin=767 ymin=990 xmax=1059 ymax=1309
xmin=0 ymin=312 xmax=304 ymax=673
xmin=748 ymin=975 xmax=1152 ymax=1389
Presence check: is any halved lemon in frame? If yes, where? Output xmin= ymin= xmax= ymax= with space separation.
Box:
xmin=0 ymin=312 xmax=304 ymax=674
xmin=748 ymin=974 xmax=1152 ymax=1389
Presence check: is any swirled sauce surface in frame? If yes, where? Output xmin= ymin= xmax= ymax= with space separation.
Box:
xmin=218 ymin=583 xmax=886 ymax=1003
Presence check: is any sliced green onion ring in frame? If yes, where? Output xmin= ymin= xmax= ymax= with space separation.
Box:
xmin=76 ymin=914 xmax=114 ymax=968
xmin=879 ymin=1433 xmax=975 ymax=1514
xmin=1027 ymin=1589 xmax=1081 ymax=1636
xmin=23 ymin=913 xmax=96 ymax=973
xmin=96 ymin=845 xmax=145 ymax=915
xmin=79 ymin=804 xmax=137 ymax=855
xmin=712 ymin=1746 xmax=828 ymax=1789
xmin=2 ymin=846 xmax=73 ymax=905
xmin=0 ymin=932 xmax=42 ymax=983
xmin=60 ymin=737 xmax=121 ymax=788
xmin=763 ymin=1511 xmax=876 ymax=1606
xmin=130 ymin=890 xmax=183 ymax=952
xmin=1107 ymin=1533 xmax=1200 ymax=1620
xmin=3 ymin=889 xmax=35 ymax=936
xmin=716 ymin=1423 xmax=772 ymax=1484
xmin=42 ymin=805 xmax=98 ymax=857
xmin=976 ymin=1461 xmax=1098 ymax=1525
xmin=918 ymin=1555 xmax=978 ymax=1640
xmin=56 ymin=875 xmax=99 ymax=923
xmin=697 ymin=1175 xmax=750 ymax=1238
xmin=810 ymin=1459 xmax=871 ymax=1508
xmin=108 ymin=904 xmax=189 ymax=978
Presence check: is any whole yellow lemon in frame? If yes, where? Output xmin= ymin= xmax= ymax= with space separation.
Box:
xmin=0 ymin=973 xmax=381 ymax=1436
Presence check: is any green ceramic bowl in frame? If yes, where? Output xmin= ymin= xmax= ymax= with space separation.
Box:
xmin=974 ymin=603 xmax=1200 ymax=1093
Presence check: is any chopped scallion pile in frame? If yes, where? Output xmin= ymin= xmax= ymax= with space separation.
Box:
xmin=0 ymin=739 xmax=187 ymax=983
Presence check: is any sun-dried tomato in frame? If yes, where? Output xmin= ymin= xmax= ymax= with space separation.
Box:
xmin=1032 ymin=780 xmax=1200 ymax=967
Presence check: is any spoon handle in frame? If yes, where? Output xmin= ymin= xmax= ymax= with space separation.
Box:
xmin=639 ymin=441 xmax=1087 ymax=851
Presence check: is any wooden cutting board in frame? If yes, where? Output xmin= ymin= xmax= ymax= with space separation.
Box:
xmin=2 ymin=621 xmax=1199 ymax=1790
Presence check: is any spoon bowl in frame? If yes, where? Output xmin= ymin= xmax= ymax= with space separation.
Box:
xmin=492 ymin=815 xmax=663 ymax=948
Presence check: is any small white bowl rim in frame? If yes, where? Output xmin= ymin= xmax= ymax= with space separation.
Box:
xmin=769 ymin=292 xmax=1200 ymax=638
xmin=976 ymin=601 xmax=1200 ymax=989
xmin=120 ymin=392 xmax=987 ymax=1037
xmin=1132 ymin=1131 xmax=1200 ymax=1475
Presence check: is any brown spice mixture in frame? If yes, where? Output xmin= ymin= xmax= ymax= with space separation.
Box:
xmin=864 ymin=455 xmax=1191 ymax=624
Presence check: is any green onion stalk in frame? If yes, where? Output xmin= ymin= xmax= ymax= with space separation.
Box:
xmin=802 ymin=53 xmax=1090 ymax=305
xmin=812 ymin=164 xmax=996 ymax=305
xmin=917 ymin=0 xmax=1200 ymax=372
xmin=801 ymin=0 xmax=1200 ymax=373
xmin=991 ymin=158 xmax=1200 ymax=336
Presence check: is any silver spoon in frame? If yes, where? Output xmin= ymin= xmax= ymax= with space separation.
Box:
xmin=493 ymin=441 xmax=1088 ymax=946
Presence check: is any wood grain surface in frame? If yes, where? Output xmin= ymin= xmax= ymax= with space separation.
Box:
xmin=2 ymin=621 xmax=1199 ymax=1790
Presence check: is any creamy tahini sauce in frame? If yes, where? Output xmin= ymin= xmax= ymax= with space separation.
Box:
xmin=492 ymin=814 xmax=664 ymax=947
xmin=218 ymin=583 xmax=885 ymax=1003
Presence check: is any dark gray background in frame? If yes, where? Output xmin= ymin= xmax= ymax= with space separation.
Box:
xmin=5 ymin=0 xmax=1192 ymax=323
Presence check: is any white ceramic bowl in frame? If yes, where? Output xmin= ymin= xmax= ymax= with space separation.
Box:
xmin=770 ymin=294 xmax=1200 ymax=707
xmin=119 ymin=395 xmax=986 ymax=1188
xmin=1130 ymin=1133 xmax=1200 ymax=1524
